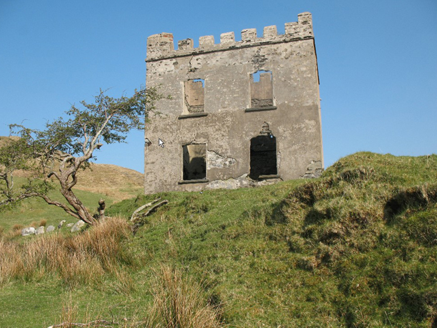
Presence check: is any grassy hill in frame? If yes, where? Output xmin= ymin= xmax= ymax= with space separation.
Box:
xmin=0 ymin=163 xmax=144 ymax=232
xmin=0 ymin=152 xmax=436 ymax=327
xmin=0 ymin=135 xmax=144 ymax=231
xmin=0 ymin=135 xmax=144 ymax=200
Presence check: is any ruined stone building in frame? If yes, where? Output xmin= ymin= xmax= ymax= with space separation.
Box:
xmin=144 ymin=12 xmax=323 ymax=194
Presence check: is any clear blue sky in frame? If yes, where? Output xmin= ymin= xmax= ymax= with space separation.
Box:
xmin=1 ymin=0 xmax=436 ymax=173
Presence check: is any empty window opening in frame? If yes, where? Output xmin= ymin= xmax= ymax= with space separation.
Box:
xmin=183 ymin=144 xmax=206 ymax=180
xmin=250 ymin=135 xmax=277 ymax=180
xmin=184 ymin=79 xmax=205 ymax=114
xmin=250 ymin=70 xmax=273 ymax=108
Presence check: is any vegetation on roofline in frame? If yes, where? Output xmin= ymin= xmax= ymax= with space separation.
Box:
xmin=0 ymin=152 xmax=436 ymax=327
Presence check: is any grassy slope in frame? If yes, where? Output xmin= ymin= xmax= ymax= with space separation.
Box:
xmin=72 ymin=163 xmax=144 ymax=201
xmin=0 ymin=181 xmax=116 ymax=232
xmin=0 ymin=160 xmax=144 ymax=232
xmin=1 ymin=152 xmax=436 ymax=327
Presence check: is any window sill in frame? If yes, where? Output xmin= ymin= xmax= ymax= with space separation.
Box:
xmin=245 ymin=106 xmax=277 ymax=112
xmin=178 ymin=113 xmax=208 ymax=120
xmin=178 ymin=179 xmax=209 ymax=185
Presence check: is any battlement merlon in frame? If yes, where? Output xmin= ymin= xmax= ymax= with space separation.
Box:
xmin=146 ymin=12 xmax=314 ymax=62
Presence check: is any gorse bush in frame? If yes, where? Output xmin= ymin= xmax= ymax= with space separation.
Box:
xmin=0 ymin=217 xmax=133 ymax=286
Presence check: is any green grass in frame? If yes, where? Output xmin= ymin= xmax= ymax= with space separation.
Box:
xmin=1 ymin=152 xmax=436 ymax=327
xmin=0 ymin=177 xmax=115 ymax=232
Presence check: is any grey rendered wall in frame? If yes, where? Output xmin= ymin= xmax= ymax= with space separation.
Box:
xmin=144 ymin=12 xmax=323 ymax=194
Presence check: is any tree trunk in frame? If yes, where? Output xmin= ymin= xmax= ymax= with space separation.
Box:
xmin=60 ymin=187 xmax=96 ymax=225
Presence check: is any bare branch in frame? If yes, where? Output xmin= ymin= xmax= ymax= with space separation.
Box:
xmin=130 ymin=197 xmax=162 ymax=221
xmin=32 ymin=193 xmax=81 ymax=220
xmin=131 ymin=199 xmax=169 ymax=234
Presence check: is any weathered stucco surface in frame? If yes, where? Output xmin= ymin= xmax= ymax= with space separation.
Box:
xmin=144 ymin=12 xmax=323 ymax=194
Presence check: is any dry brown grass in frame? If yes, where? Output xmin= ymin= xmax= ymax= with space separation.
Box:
xmin=44 ymin=265 xmax=222 ymax=327
xmin=0 ymin=217 xmax=133 ymax=286
xmin=0 ymin=136 xmax=20 ymax=147
xmin=7 ymin=224 xmax=24 ymax=238
xmin=14 ymin=162 xmax=143 ymax=202
xmin=57 ymin=297 xmax=80 ymax=328
xmin=12 ymin=224 xmax=24 ymax=231
xmin=144 ymin=265 xmax=223 ymax=328
xmin=74 ymin=163 xmax=144 ymax=201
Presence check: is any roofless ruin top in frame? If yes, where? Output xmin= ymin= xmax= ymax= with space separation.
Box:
xmin=144 ymin=12 xmax=323 ymax=194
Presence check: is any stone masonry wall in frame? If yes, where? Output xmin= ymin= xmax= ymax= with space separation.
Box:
xmin=144 ymin=12 xmax=323 ymax=194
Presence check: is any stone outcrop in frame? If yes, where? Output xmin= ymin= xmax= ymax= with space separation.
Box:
xmin=21 ymin=227 xmax=35 ymax=236
xmin=71 ymin=220 xmax=86 ymax=233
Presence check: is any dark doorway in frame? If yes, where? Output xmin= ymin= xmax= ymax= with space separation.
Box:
xmin=182 ymin=144 xmax=206 ymax=180
xmin=250 ymin=135 xmax=277 ymax=180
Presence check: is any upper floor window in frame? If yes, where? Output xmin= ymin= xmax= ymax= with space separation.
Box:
xmin=183 ymin=79 xmax=205 ymax=114
xmin=250 ymin=70 xmax=274 ymax=109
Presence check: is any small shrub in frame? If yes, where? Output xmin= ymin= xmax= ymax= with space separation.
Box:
xmin=39 ymin=219 xmax=47 ymax=227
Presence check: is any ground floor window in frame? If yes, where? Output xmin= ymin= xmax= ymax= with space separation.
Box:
xmin=182 ymin=144 xmax=206 ymax=180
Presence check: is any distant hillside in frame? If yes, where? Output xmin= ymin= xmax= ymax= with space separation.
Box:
xmin=0 ymin=136 xmax=143 ymax=231
xmin=0 ymin=136 xmax=19 ymax=146
xmin=0 ymin=136 xmax=144 ymax=201
xmin=73 ymin=163 xmax=144 ymax=200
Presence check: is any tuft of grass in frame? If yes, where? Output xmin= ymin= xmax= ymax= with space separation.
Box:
xmin=144 ymin=265 xmax=222 ymax=328
xmin=11 ymin=224 xmax=24 ymax=231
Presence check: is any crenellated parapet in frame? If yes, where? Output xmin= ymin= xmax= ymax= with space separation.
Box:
xmin=146 ymin=12 xmax=313 ymax=62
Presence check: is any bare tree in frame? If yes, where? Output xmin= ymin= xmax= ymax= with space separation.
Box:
xmin=0 ymin=87 xmax=161 ymax=225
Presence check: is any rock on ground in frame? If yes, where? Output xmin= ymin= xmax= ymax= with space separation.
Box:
xmin=21 ymin=227 xmax=35 ymax=236
xmin=71 ymin=220 xmax=86 ymax=232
